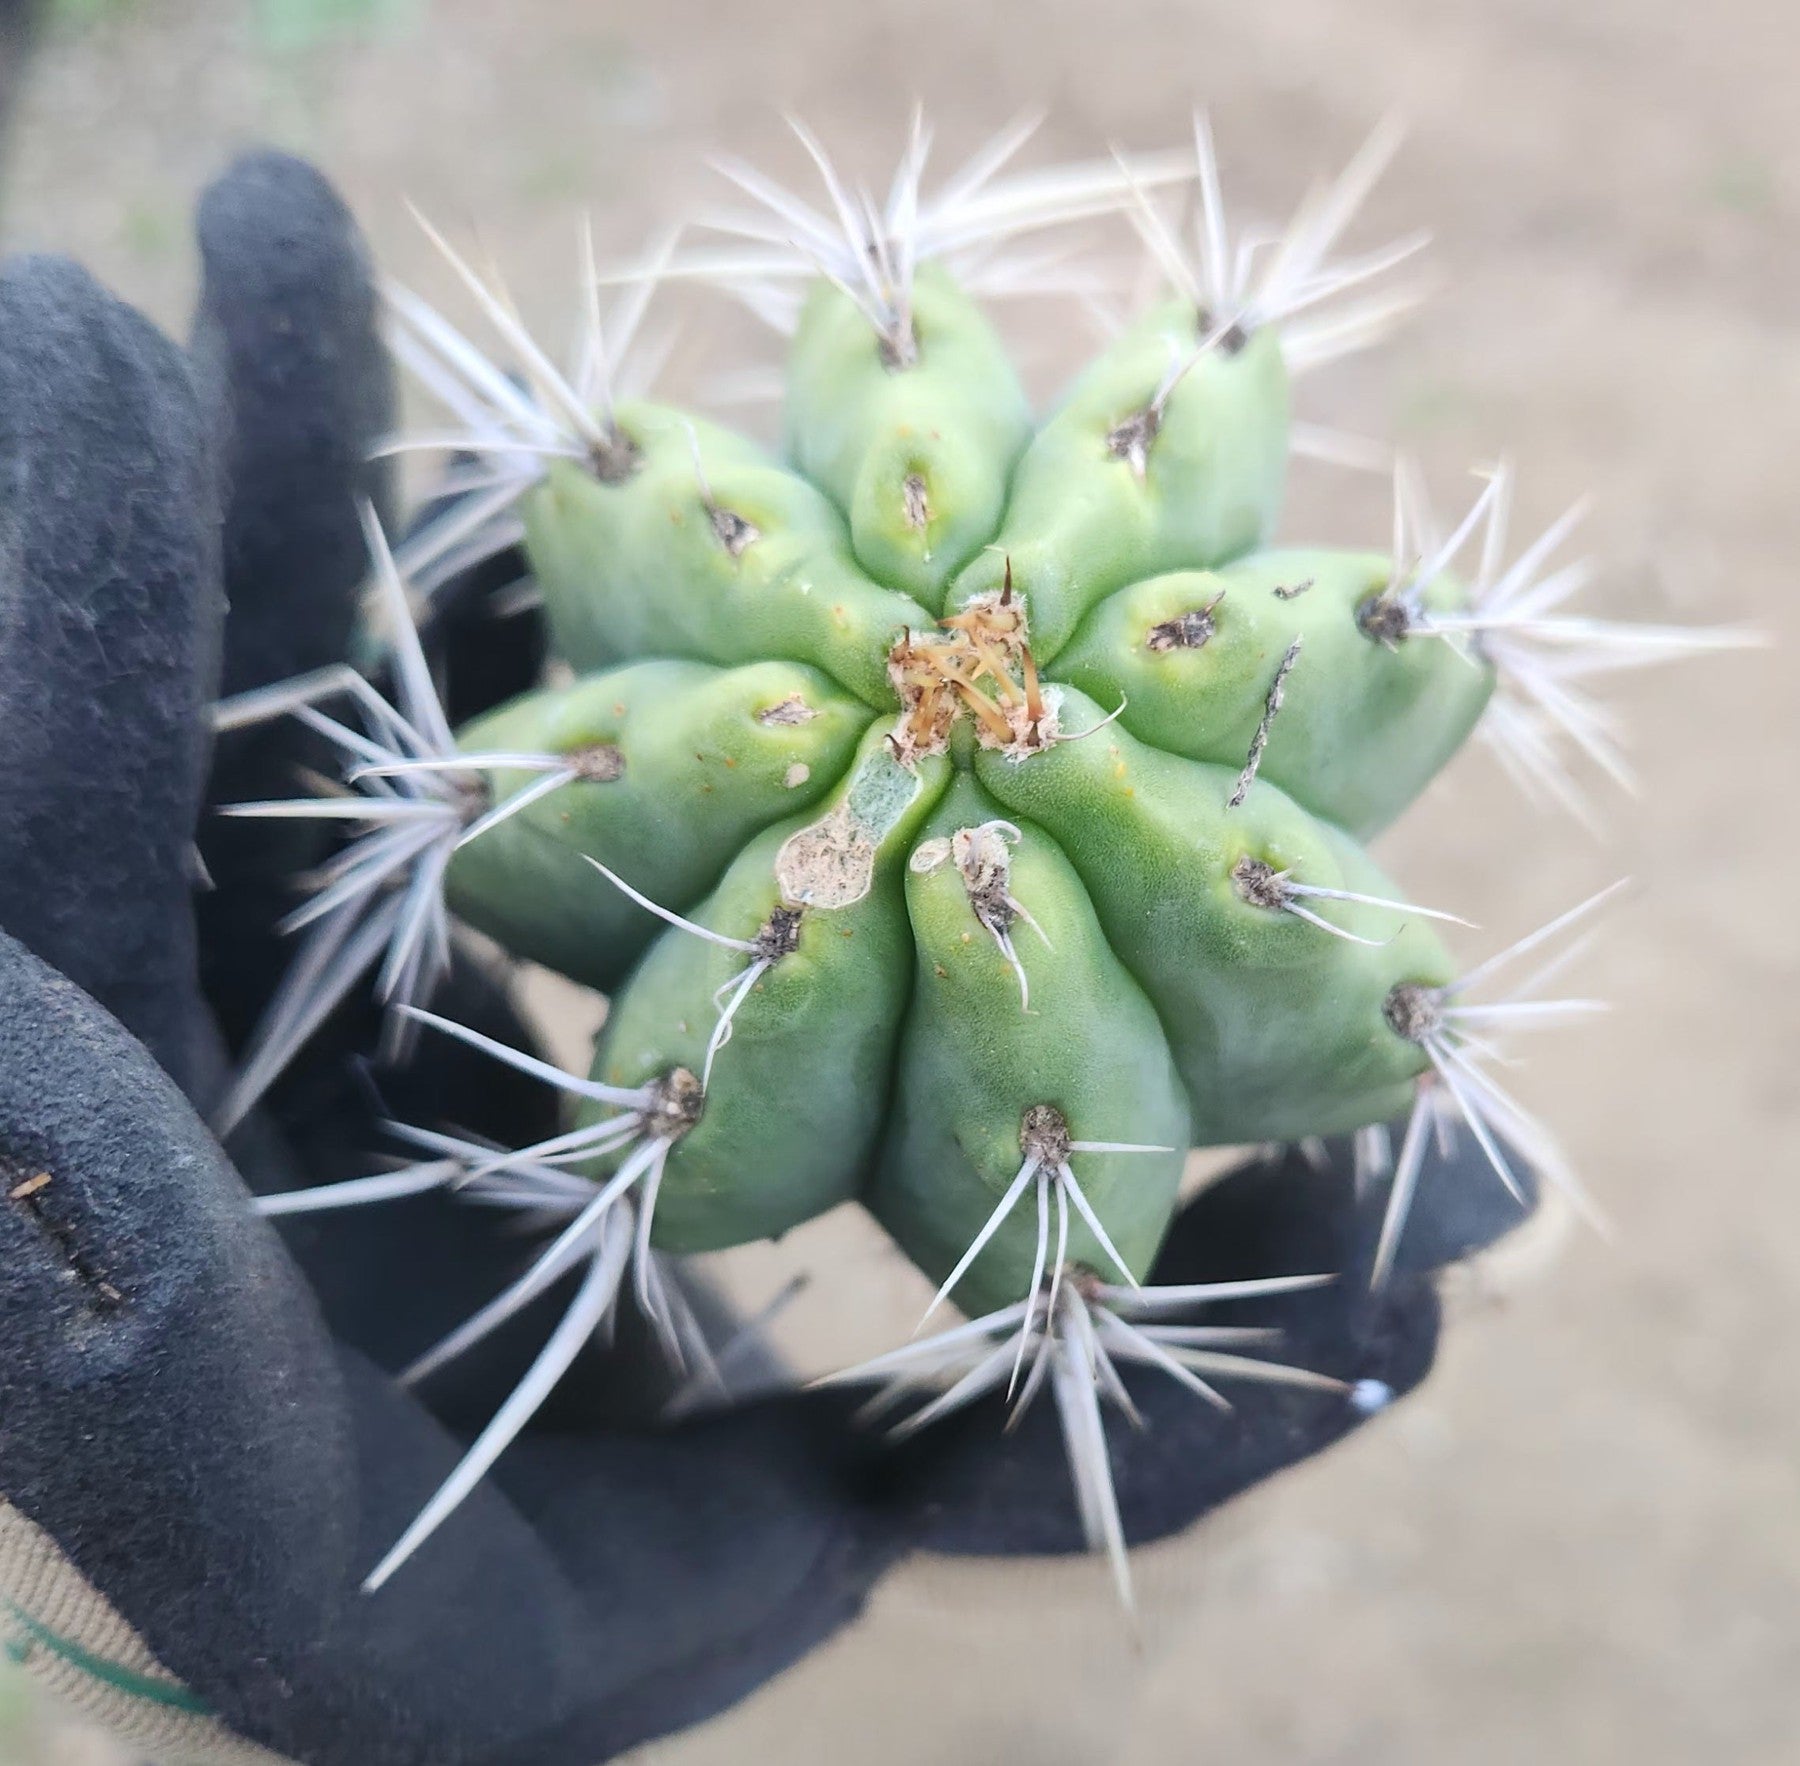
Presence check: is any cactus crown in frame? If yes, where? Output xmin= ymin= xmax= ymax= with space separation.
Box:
xmin=223 ymin=113 xmax=1751 ymax=1606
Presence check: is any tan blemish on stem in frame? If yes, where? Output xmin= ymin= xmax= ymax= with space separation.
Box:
xmin=775 ymin=799 xmax=877 ymax=909
xmin=644 ymin=1067 xmax=705 ymax=1140
xmin=709 ymin=504 xmax=760 ymax=557
xmin=776 ymin=742 xmax=923 ymax=908
xmin=565 ymin=742 xmax=626 ymax=783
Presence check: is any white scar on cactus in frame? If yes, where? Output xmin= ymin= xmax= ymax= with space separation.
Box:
xmin=1370 ymin=882 xmax=1627 ymax=1287
xmin=257 ymin=1005 xmax=719 ymax=1591
xmin=831 ymin=1262 xmax=1342 ymax=1610
xmin=1115 ymin=112 xmax=1428 ymax=374
xmin=602 ymin=110 xmax=1193 ymax=360
xmin=1364 ymin=460 xmax=1761 ymax=821
xmin=211 ymin=508 xmax=581 ymax=1134
xmin=379 ymin=214 xmax=679 ymax=595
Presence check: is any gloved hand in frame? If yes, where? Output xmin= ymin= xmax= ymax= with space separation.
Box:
xmin=0 ymin=149 xmax=1535 ymax=1766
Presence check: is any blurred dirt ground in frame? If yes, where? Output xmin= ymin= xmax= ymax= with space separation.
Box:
xmin=3 ymin=0 xmax=1798 ymax=1762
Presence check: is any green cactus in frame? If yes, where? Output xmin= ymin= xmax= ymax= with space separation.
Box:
xmin=232 ymin=115 xmax=1748 ymax=1604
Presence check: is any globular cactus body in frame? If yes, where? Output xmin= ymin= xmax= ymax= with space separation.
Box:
xmin=233 ymin=118 xmax=1746 ymax=1600
xmin=453 ymin=322 xmax=1465 ymax=1264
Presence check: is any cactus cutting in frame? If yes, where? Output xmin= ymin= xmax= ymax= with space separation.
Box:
xmin=214 ymin=112 xmax=1751 ymax=1609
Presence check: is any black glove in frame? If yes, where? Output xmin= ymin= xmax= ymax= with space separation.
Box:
xmin=0 ymin=150 xmax=1535 ymax=1766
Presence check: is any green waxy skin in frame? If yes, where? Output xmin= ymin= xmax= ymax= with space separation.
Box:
xmin=523 ymin=403 xmax=929 ymax=706
xmin=445 ymin=660 xmax=871 ymax=988
xmin=463 ymin=259 xmax=1500 ymax=1306
xmin=948 ymin=304 xmax=1290 ymax=661
xmin=974 ymin=690 xmax=1452 ymax=1143
xmin=1053 ymin=550 xmax=1496 ymax=836
xmin=581 ymin=722 xmax=951 ymax=1250
xmin=785 ymin=265 xmax=1034 ymax=611
xmin=868 ymin=777 xmax=1189 ymax=1317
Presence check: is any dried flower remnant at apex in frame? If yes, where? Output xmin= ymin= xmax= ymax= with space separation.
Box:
xmin=888 ymin=567 xmax=1059 ymax=765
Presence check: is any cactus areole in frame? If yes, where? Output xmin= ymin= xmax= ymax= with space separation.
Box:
xmin=230 ymin=119 xmax=1741 ymax=1601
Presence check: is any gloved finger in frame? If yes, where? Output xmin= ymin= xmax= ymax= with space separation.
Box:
xmin=182 ymin=152 xmax=546 ymax=1134
xmin=192 ymin=149 xmax=394 ymax=704
xmin=0 ymin=930 xmax=897 ymax=1765
xmin=190 ymin=149 xmax=395 ymax=1050
xmin=0 ymin=253 xmax=225 ymax=1107
xmin=864 ymin=1125 xmax=1532 ymax=1558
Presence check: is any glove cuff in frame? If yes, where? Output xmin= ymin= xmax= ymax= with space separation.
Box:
xmin=0 ymin=1499 xmax=293 ymax=1766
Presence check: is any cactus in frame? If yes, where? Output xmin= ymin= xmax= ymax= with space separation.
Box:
xmin=227 ymin=115 xmax=1749 ymax=1604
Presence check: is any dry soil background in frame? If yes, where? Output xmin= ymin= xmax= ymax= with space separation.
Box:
xmin=1 ymin=1 xmax=1798 ymax=1762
